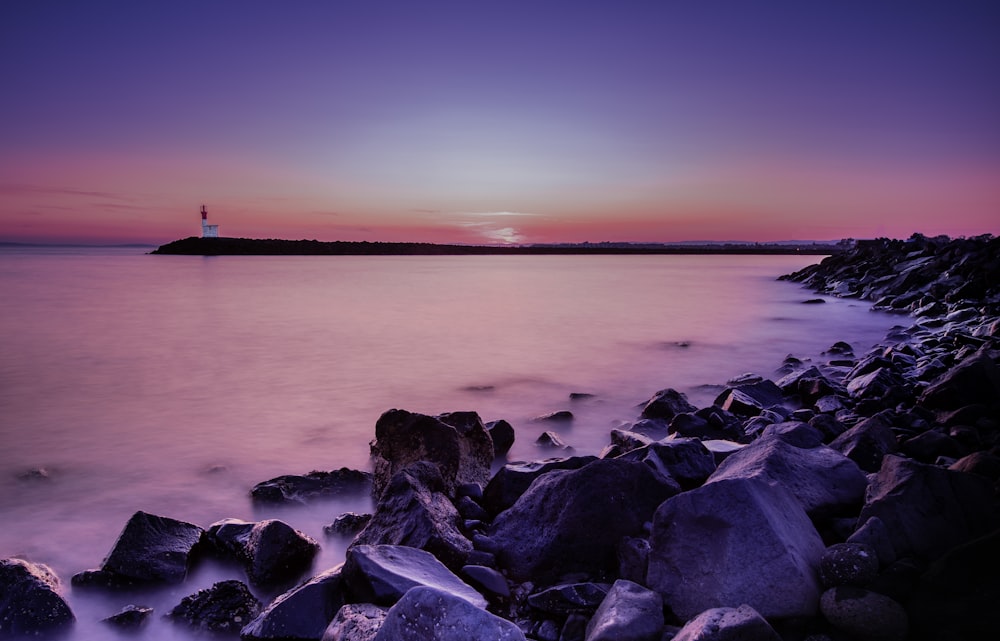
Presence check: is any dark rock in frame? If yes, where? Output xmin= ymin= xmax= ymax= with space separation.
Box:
xmin=819 ymin=543 xmax=879 ymax=588
xmin=900 ymin=429 xmax=965 ymax=463
xmin=250 ymin=468 xmax=372 ymax=504
xmin=486 ymin=419 xmax=515 ymax=458
xmin=73 ymin=510 xmax=204 ymax=587
xmin=372 ymin=586 xmax=525 ymax=640
xmin=829 ymin=415 xmax=899 ymax=472
xmin=456 ymin=495 xmax=489 ymax=522
xmin=847 ymin=517 xmax=896 ymax=567
xmin=208 ymin=518 xmax=320 ymax=589
xmin=672 ymin=604 xmax=781 ymax=641
xmin=321 ymin=603 xmax=387 ymax=641
xmin=241 ymin=566 xmax=347 ymax=640
xmin=536 ymin=431 xmax=573 ymax=451
xmin=803 ymin=298 xmax=826 ymax=304
xmin=570 ymin=392 xmax=595 ymax=400
xmin=640 ymin=388 xmax=697 ymax=421
xmin=342 ymin=544 xmax=486 ymax=609
xmin=617 ymin=536 xmax=650 ymax=585
xmin=608 ymin=428 xmax=652 ymax=453
xmin=461 ymin=565 xmax=509 ymax=600
xmin=827 ymin=341 xmax=855 ymax=355
xmin=481 ymin=456 xmax=597 ymax=516
xmin=352 ymin=462 xmax=472 ymax=569
xmin=489 ymin=459 xmax=678 ymax=582
xmin=561 ymin=612 xmax=589 ymax=641
xmin=583 ymin=579 xmax=662 ymax=641
xmin=616 ymin=437 xmax=717 ymax=489
xmin=0 ymin=558 xmax=74 ymax=636
xmin=809 ymin=412 xmax=847 ymax=440
xmin=324 ymin=512 xmax=372 ymax=538
xmin=949 ymin=451 xmax=1000 ymax=480
xmin=819 ymin=586 xmax=908 ymax=641
xmin=527 ymin=582 xmax=611 ymax=614
xmin=647 ymin=478 xmax=824 ymax=619
xmin=920 ymin=349 xmax=1000 ymax=410
xmin=757 ymin=420 xmax=824 ymax=448
xmin=166 ymin=580 xmax=261 ymax=635
xmin=370 ymin=409 xmax=493 ymax=500
xmin=102 ymin=604 xmax=152 ymax=629
xmin=532 ymin=410 xmax=574 ymax=422
xmin=859 ymin=455 xmax=997 ymax=560
xmin=714 ymin=379 xmax=784 ymax=417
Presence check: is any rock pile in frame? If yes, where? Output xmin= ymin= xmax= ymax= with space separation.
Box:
xmin=3 ymin=234 xmax=998 ymax=640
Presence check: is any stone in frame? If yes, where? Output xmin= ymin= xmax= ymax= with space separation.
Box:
xmin=608 ymin=428 xmax=652 ymax=453
xmin=166 ymin=580 xmax=261 ymax=635
xmin=671 ymin=604 xmax=781 ymax=641
xmin=617 ymin=536 xmax=650 ymax=585
xmin=489 ymin=459 xmax=678 ymax=582
xmin=647 ymin=478 xmax=825 ymax=619
xmin=899 ymin=430 xmax=965 ymax=464
xmin=624 ymin=418 xmax=671 ymax=441
xmin=324 ymin=512 xmax=372 ymax=537
xmin=714 ymin=379 xmax=784 ymax=417
xmin=342 ymin=544 xmax=486 ymax=609
xmin=757 ymin=421 xmax=823 ymax=448
xmin=481 ymin=456 xmax=597 ymax=516
xmin=829 ymin=415 xmax=899 ymax=473
xmin=370 ymin=409 xmax=493 ymax=499
xmin=847 ymin=517 xmax=896 ymax=567
xmin=820 ymin=587 xmax=908 ymax=641
xmin=615 ymin=437 xmax=716 ymax=489
xmin=486 ymin=419 xmax=515 ymax=458
xmin=919 ymin=349 xmax=1000 ymax=410
xmin=0 ymin=558 xmax=75 ymax=636
xmin=845 ymin=368 xmax=909 ymax=405
xmin=102 ymin=604 xmax=153 ymax=629
xmin=374 ymin=586 xmax=525 ymax=640
xmin=241 ymin=566 xmax=347 ymax=640
xmin=536 ymin=431 xmax=573 ymax=451
xmin=352 ymin=462 xmax=472 ymax=569
xmin=461 ymin=565 xmax=509 ymax=600
xmin=705 ymin=436 xmax=867 ymax=518
xmin=527 ymin=582 xmax=611 ymax=614
xmin=949 ymin=451 xmax=1000 ymax=480
xmin=250 ymin=468 xmax=372 ymax=504
xmin=819 ymin=543 xmax=879 ymax=588
xmin=208 ymin=518 xmax=320 ymax=588
xmin=584 ymin=579 xmax=663 ymax=641
xmin=532 ymin=410 xmax=574 ymax=422
xmin=640 ymin=388 xmax=697 ymax=421
xmin=321 ymin=603 xmax=387 ymax=641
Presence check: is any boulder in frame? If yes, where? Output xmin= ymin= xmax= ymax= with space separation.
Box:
xmin=460 ymin=565 xmax=509 ymax=600
xmin=858 ymin=455 xmax=996 ymax=560
xmin=351 ymin=462 xmax=472 ymax=569
xmin=0 ymin=558 xmax=75 ymax=636
xmin=919 ymin=349 xmax=1000 ymax=410
xmin=845 ymin=368 xmax=909 ymax=405
xmin=647 ymin=478 xmax=825 ymax=619
xmin=342 ymin=544 xmax=486 ymax=609
xmin=705 ymin=436 xmax=867 ymax=518
xmin=713 ymin=379 xmax=784 ymax=417
xmin=324 ymin=512 xmax=372 ymax=538
xmin=250 ymin=468 xmax=372 ymax=504
xmin=829 ymin=415 xmax=899 ymax=473
xmin=321 ymin=603 xmax=387 ymax=641
xmin=532 ymin=410 xmax=574 ymax=422
xmin=615 ymin=437 xmax=716 ymax=489
xmin=241 ymin=566 xmax=347 ymax=640
xmin=73 ymin=510 xmax=205 ymax=587
xmin=819 ymin=543 xmax=879 ymax=588
xmin=481 ymin=456 xmax=597 ymax=516
xmin=671 ymin=605 xmax=781 ymax=641
xmin=847 ymin=516 xmax=896 ymax=567
xmin=527 ymin=582 xmax=611 ymax=614
xmin=167 ymin=580 xmax=261 ymax=635
xmin=535 ymin=431 xmax=573 ymax=451
xmin=489 ymin=459 xmax=679 ymax=582
xmin=485 ymin=419 xmax=515 ymax=458
xmin=208 ymin=518 xmax=320 ymax=588
xmin=373 ymin=586 xmax=525 ymax=640
xmin=899 ymin=429 xmax=965 ymax=463
xmin=584 ymin=580 xmax=663 ymax=641
xmin=102 ymin=604 xmax=153 ymax=629
xmin=640 ymin=388 xmax=697 ymax=421
xmin=819 ymin=586 xmax=908 ymax=641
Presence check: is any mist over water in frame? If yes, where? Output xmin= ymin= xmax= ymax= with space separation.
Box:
xmin=0 ymin=249 xmax=901 ymax=639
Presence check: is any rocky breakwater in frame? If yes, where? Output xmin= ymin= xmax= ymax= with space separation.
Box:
xmin=3 ymin=233 xmax=1000 ymax=641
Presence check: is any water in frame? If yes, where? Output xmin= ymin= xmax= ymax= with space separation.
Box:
xmin=0 ymin=248 xmax=900 ymax=639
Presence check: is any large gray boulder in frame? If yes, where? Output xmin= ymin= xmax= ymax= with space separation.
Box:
xmin=0 ymin=558 xmax=74 ymax=636
xmin=705 ymin=435 xmax=867 ymax=518
xmin=351 ymin=462 xmax=472 ymax=569
xmin=489 ymin=459 xmax=679 ymax=582
xmin=241 ymin=566 xmax=347 ymax=640
xmin=208 ymin=518 xmax=320 ymax=589
xmin=647 ymin=478 xmax=824 ymax=619
xmin=671 ymin=604 xmax=781 ymax=641
xmin=584 ymin=579 xmax=663 ymax=641
xmin=342 ymin=544 xmax=486 ymax=609
xmin=481 ymin=456 xmax=597 ymax=516
xmin=373 ymin=586 xmax=525 ymax=641
xmin=370 ymin=409 xmax=493 ymax=499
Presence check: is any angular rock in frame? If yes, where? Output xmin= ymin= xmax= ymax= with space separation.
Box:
xmin=250 ymin=468 xmax=373 ymax=504
xmin=370 ymin=409 xmax=493 ymax=499
xmin=847 ymin=516 xmax=896 ymax=567
xmin=949 ymin=451 xmax=1000 ymax=480
xmin=481 ymin=456 xmax=597 ymax=516
xmin=829 ymin=415 xmax=899 ymax=472
xmin=845 ymin=368 xmax=908 ymax=404
xmin=490 ymin=459 xmax=679 ymax=582
xmin=900 ymin=429 xmax=965 ymax=463
xmin=584 ymin=579 xmax=663 ymax=641
xmin=616 ymin=437 xmax=716 ymax=489
xmin=352 ymin=462 xmax=472 ymax=569
xmin=819 ymin=543 xmax=879 ymax=588
xmin=322 ymin=603 xmax=387 ymax=641
xmin=820 ymin=586 xmax=908 ymax=641
xmin=241 ymin=566 xmax=347 ymax=640
xmin=0 ymin=558 xmax=75 ymax=636
xmin=373 ymin=586 xmax=525 ymax=640
xmin=102 ymin=604 xmax=153 ymax=629
xmin=535 ymin=431 xmax=573 ymax=451
xmin=485 ymin=419 xmax=515 ymax=458
xmin=342 ymin=544 xmax=486 ymax=609
xmin=461 ymin=565 xmax=509 ymax=600
xmin=527 ymin=582 xmax=611 ymax=614
xmin=714 ymin=379 xmax=784 ymax=417
xmin=671 ymin=604 xmax=781 ymax=641
xmin=532 ymin=410 xmax=574 ymax=422
xmin=640 ymin=388 xmax=697 ymax=421
xmin=647 ymin=478 xmax=825 ymax=619
xmin=209 ymin=518 xmax=320 ymax=588
xmin=167 ymin=580 xmax=261 ymax=635
xmin=324 ymin=512 xmax=372 ymax=538
xmin=919 ymin=349 xmax=1000 ymax=410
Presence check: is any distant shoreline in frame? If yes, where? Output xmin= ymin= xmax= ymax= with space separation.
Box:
xmin=151 ymin=237 xmax=840 ymax=256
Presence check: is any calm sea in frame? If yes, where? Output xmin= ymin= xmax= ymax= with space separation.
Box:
xmin=0 ymin=248 xmax=900 ymax=639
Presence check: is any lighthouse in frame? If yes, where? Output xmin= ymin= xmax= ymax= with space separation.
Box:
xmin=200 ymin=205 xmax=220 ymax=238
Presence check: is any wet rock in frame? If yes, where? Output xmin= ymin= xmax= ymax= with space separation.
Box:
xmin=584 ymin=579 xmax=663 ymax=641
xmin=461 ymin=565 xmax=509 ymax=600
xmin=532 ymin=410 xmax=574 ymax=422
xmin=352 ymin=462 xmax=472 ymax=569
xmin=819 ymin=543 xmax=879 ymax=588
xmin=373 ymin=586 xmax=525 ymax=640
xmin=640 ymin=388 xmax=697 ymax=421
xmin=250 ymin=468 xmax=373 ymax=504
xmin=167 ymin=580 xmax=261 ymax=635
xmin=623 ymin=418 xmax=671 ymax=441
xmin=481 ymin=456 xmax=597 ymax=516
xmin=0 ymin=558 xmax=75 ymax=636
xmin=617 ymin=536 xmax=650 ymax=585
xmin=321 ymin=603 xmax=387 ymax=641
xmin=672 ymin=604 xmax=781 ymax=641
xmin=490 ymin=459 xmax=678 ymax=582
xmin=324 ymin=512 xmax=372 ymax=538
xmin=757 ymin=421 xmax=824 ymax=448
xmin=845 ymin=368 xmax=909 ymax=405
xmin=370 ymin=409 xmax=493 ymax=500
xmin=919 ymin=348 xmax=1000 ymax=410
xmin=73 ymin=510 xmax=205 ymax=587
xmin=486 ymin=419 xmax=515 ymax=458
xmin=102 ymin=604 xmax=153 ymax=629
xmin=536 ymin=431 xmax=573 ymax=451
xmin=342 ymin=544 xmax=486 ymax=609
xmin=208 ymin=518 xmax=320 ymax=589
xmin=899 ymin=429 xmax=965 ymax=463
xmin=241 ymin=566 xmax=347 ymax=640
xmin=527 ymin=582 xmax=610 ymax=614
xmin=829 ymin=415 xmax=899 ymax=473
xmin=608 ymin=428 xmax=652 ymax=453
xmin=616 ymin=437 xmax=717 ymax=489
xmin=647 ymin=478 xmax=824 ymax=619
xmin=714 ymin=379 xmax=784 ymax=417
xmin=819 ymin=586 xmax=908 ymax=641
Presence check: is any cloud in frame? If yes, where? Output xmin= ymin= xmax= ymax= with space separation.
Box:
xmin=461 ymin=211 xmax=538 ymax=217
xmin=0 ymin=184 xmax=135 ymax=200
xmin=481 ymin=227 xmax=525 ymax=244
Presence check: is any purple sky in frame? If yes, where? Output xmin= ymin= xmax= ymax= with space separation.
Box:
xmin=1 ymin=1 xmax=997 ymax=244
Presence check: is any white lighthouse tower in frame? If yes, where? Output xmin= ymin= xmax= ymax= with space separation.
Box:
xmin=200 ymin=205 xmax=219 ymax=238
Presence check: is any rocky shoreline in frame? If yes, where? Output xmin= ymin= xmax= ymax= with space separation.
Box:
xmin=3 ymin=233 xmax=999 ymax=640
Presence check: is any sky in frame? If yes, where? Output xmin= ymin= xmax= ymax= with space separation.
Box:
xmin=1 ymin=1 xmax=998 ymax=245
